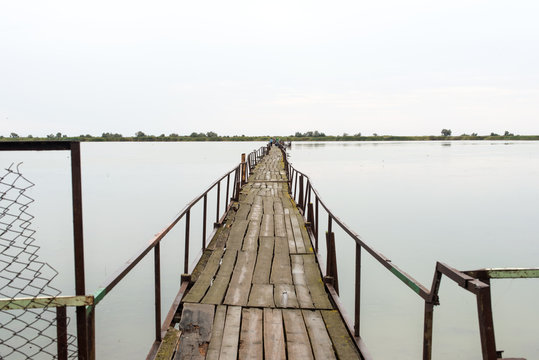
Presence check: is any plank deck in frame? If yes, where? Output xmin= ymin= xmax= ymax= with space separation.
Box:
xmin=175 ymin=146 xmax=361 ymax=360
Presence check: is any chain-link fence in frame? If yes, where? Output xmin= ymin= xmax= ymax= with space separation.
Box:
xmin=0 ymin=164 xmax=78 ymax=359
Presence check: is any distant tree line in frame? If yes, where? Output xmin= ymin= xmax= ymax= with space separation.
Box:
xmin=1 ymin=129 xmax=535 ymax=142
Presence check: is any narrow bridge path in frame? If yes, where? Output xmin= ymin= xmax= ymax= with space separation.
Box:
xmin=166 ymin=146 xmax=361 ymax=360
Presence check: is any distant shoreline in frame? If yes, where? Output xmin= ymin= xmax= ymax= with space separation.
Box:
xmin=1 ymin=135 xmax=539 ymax=142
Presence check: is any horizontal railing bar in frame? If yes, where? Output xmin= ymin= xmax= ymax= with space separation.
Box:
xmin=0 ymin=141 xmax=73 ymax=151
xmin=437 ymin=262 xmax=489 ymax=295
xmin=464 ymin=267 xmax=539 ymax=279
xmin=0 ymin=295 xmax=93 ymax=310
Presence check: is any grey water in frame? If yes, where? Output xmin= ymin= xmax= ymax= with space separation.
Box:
xmin=0 ymin=141 xmax=537 ymax=359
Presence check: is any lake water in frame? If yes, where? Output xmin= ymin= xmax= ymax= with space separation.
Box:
xmin=0 ymin=141 xmax=537 ymax=359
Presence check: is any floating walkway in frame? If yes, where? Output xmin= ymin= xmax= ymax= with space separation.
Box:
xmin=163 ymin=146 xmax=361 ymax=359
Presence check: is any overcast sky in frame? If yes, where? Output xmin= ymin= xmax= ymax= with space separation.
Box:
xmin=1 ymin=1 xmax=538 ymax=137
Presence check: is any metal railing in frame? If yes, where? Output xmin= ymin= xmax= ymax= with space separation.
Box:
xmin=0 ymin=141 xmax=268 ymax=360
xmin=277 ymin=144 xmax=537 ymax=360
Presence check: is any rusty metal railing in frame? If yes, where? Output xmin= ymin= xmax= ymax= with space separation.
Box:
xmin=88 ymin=145 xmax=268 ymax=359
xmin=278 ymin=144 xmax=537 ymax=360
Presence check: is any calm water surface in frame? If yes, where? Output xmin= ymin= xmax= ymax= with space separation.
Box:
xmin=1 ymin=141 xmax=537 ymax=359
xmin=288 ymin=141 xmax=538 ymax=360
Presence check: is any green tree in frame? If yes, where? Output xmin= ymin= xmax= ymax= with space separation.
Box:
xmin=206 ymin=131 xmax=218 ymax=137
xmin=135 ymin=131 xmax=146 ymax=137
xmin=441 ymin=129 xmax=452 ymax=136
xmin=10 ymin=132 xmax=19 ymax=138
xmin=504 ymin=130 xmax=514 ymax=136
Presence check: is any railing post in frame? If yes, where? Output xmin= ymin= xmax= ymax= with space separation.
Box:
xmin=477 ymin=284 xmax=498 ymax=360
xmin=241 ymin=153 xmax=246 ymax=184
xmin=70 ymin=142 xmax=88 ymax=360
xmin=154 ymin=243 xmax=162 ymax=342
xmin=325 ymin=231 xmax=339 ymax=294
xmin=423 ymin=301 xmax=434 ymax=360
xmin=216 ymin=181 xmax=220 ymax=226
xmin=87 ymin=306 xmax=96 ymax=360
xmin=235 ymin=167 xmax=241 ymax=201
xmin=56 ymin=306 xmax=68 ymax=360
xmin=225 ymin=174 xmax=230 ymax=207
xmin=203 ymin=194 xmax=207 ymax=248
xmin=298 ymin=175 xmax=304 ymax=211
xmin=315 ymin=197 xmax=319 ymax=253
xmin=354 ymin=244 xmax=361 ymax=338
xmin=307 ymin=202 xmax=314 ymax=233
xmin=184 ymin=210 xmax=190 ymax=274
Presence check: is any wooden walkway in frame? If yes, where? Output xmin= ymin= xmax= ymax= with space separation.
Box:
xmin=162 ymin=146 xmax=361 ymax=360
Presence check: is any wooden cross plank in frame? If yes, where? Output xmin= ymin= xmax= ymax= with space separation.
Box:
xmin=227 ymin=219 xmax=249 ymax=250
xmin=263 ymin=308 xmax=286 ymax=360
xmin=176 ymin=303 xmax=215 ymax=360
xmin=202 ymin=250 xmax=238 ymax=305
xmin=321 ymin=310 xmax=362 ymax=360
xmin=239 ymin=308 xmax=263 ymax=360
xmin=183 ymin=248 xmax=225 ymax=303
xmin=206 ymin=305 xmax=227 ymax=360
xmin=260 ymin=214 xmax=274 ymax=237
xmin=252 ymin=236 xmax=274 ymax=284
xmin=302 ymin=310 xmax=337 ymax=360
xmin=242 ymin=220 xmax=260 ymax=252
xmin=223 ymin=250 xmax=257 ymax=306
xmin=270 ymin=236 xmax=292 ymax=285
xmin=219 ymin=306 xmax=242 ymax=360
xmin=247 ymin=284 xmax=275 ymax=307
xmin=274 ymin=284 xmax=299 ymax=308
xmin=282 ymin=309 xmax=314 ymax=360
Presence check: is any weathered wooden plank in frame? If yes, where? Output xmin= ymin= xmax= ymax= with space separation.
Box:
xmin=274 ymin=214 xmax=286 ymax=237
xmin=183 ymin=248 xmax=225 ymax=303
xmin=295 ymin=284 xmax=315 ymax=309
xmin=247 ymin=284 xmax=275 ymax=307
xmin=252 ymin=236 xmax=274 ymax=284
xmin=302 ymin=255 xmax=332 ymax=309
xmin=263 ymin=196 xmax=274 ymax=215
xmin=190 ymin=249 xmax=213 ymax=283
xmin=296 ymin=214 xmax=314 ymax=253
xmin=236 ymin=203 xmax=251 ymax=220
xmin=244 ymin=188 xmax=258 ymax=204
xmin=223 ymin=250 xmax=257 ymax=306
xmin=206 ymin=305 xmax=227 ymax=360
xmin=207 ymin=223 xmax=231 ymax=250
xmin=227 ymin=219 xmax=249 ymax=250
xmin=274 ymin=284 xmax=298 ymax=308
xmin=270 ymin=236 xmax=293 ymax=285
xmin=176 ymin=303 xmax=214 ymax=360
xmin=155 ymin=327 xmax=181 ymax=360
xmin=263 ymin=308 xmax=286 ymax=360
xmin=219 ymin=306 xmax=242 ymax=360
xmin=202 ymin=250 xmax=238 ymax=305
xmin=248 ymin=203 xmax=263 ymax=223
xmin=273 ymin=198 xmax=284 ymax=215
xmin=284 ymin=209 xmax=297 ymax=254
xmin=260 ymin=214 xmax=274 ymax=237
xmin=242 ymin=220 xmax=260 ymax=251
xmin=239 ymin=308 xmax=263 ymax=360
xmin=321 ymin=310 xmax=361 ymax=360
xmin=302 ymin=310 xmax=336 ymax=360
xmin=282 ymin=309 xmax=314 ymax=360
xmin=290 ymin=213 xmax=306 ymax=253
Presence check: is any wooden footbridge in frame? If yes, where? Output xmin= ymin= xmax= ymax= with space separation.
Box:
xmin=159 ymin=146 xmax=361 ymax=360
xmin=0 ymin=141 xmax=537 ymax=360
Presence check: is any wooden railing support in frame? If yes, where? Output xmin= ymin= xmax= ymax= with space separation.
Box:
xmin=325 ymin=231 xmax=339 ymax=295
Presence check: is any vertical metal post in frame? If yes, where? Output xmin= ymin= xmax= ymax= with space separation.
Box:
xmin=293 ymin=171 xmax=298 ymax=201
xmin=235 ymin=167 xmax=241 ymax=201
xmin=423 ymin=302 xmax=434 ymax=360
xmin=327 ymin=232 xmax=339 ymax=294
xmin=225 ymin=174 xmax=230 ymax=206
xmin=184 ymin=210 xmax=190 ymax=274
xmin=216 ymin=182 xmax=220 ymax=225
xmin=354 ymin=244 xmax=361 ymax=338
xmin=241 ymin=153 xmax=246 ymax=185
xmin=87 ymin=306 xmax=95 ymax=360
xmin=307 ymin=203 xmax=314 ymax=233
xmin=154 ymin=243 xmax=162 ymax=342
xmin=315 ymin=197 xmax=319 ymax=253
xmin=70 ymin=142 xmax=88 ymax=360
xmin=476 ymin=285 xmax=498 ymax=360
xmin=56 ymin=306 xmax=68 ymax=360
xmin=203 ymin=194 xmax=207 ymax=248
xmin=299 ymin=175 xmax=304 ymax=210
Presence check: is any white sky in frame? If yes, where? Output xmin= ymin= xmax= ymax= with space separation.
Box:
xmin=1 ymin=0 xmax=538 ymax=137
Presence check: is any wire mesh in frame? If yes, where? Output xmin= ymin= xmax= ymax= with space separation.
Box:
xmin=0 ymin=163 xmax=78 ymax=359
